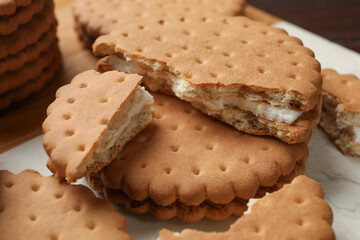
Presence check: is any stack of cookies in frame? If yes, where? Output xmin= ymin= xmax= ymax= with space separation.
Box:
xmin=0 ymin=0 xmax=61 ymax=110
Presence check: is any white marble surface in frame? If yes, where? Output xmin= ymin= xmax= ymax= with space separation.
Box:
xmin=1 ymin=21 xmax=360 ymax=239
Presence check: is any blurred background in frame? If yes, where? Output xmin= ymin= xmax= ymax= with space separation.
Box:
xmin=248 ymin=0 xmax=360 ymax=53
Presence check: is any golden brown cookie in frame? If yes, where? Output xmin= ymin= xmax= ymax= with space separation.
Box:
xmin=90 ymin=93 xmax=309 ymax=221
xmin=0 ymin=40 xmax=59 ymax=95
xmin=0 ymin=0 xmax=55 ymax=59
xmin=94 ymin=14 xmax=321 ymax=144
xmin=0 ymin=20 xmax=57 ymax=76
xmin=89 ymin=157 xmax=305 ymax=222
xmin=73 ymin=0 xmax=246 ymax=47
xmin=0 ymin=169 xmax=133 ymax=240
xmin=0 ymin=0 xmax=31 ymax=16
xmin=43 ymin=70 xmax=154 ymax=183
xmin=159 ymin=176 xmax=334 ymax=240
xmin=320 ymin=69 xmax=360 ymax=156
xmin=0 ymin=0 xmax=47 ymax=35
xmin=0 ymin=44 xmax=61 ymax=110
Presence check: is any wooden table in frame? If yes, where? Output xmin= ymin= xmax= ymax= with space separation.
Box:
xmin=0 ymin=0 xmax=358 ymax=153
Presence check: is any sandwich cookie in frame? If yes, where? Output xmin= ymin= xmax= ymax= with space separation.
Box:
xmin=159 ymin=176 xmax=334 ymax=240
xmin=73 ymin=0 xmax=246 ymax=48
xmin=0 ymin=0 xmax=47 ymax=35
xmin=320 ymin=69 xmax=360 ymax=156
xmin=0 ymin=169 xmax=132 ymax=240
xmin=89 ymin=94 xmax=309 ymax=222
xmin=94 ymin=15 xmax=322 ymax=144
xmin=43 ymin=70 xmax=154 ymax=183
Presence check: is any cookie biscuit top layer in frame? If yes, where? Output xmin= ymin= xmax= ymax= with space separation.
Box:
xmin=0 ymin=170 xmax=132 ymax=240
xmin=43 ymin=70 xmax=144 ymax=182
xmin=74 ymin=0 xmax=245 ymax=38
xmin=159 ymin=176 xmax=334 ymax=240
xmin=100 ymin=94 xmax=308 ymax=206
xmin=94 ymin=15 xmax=321 ymax=112
xmin=322 ymin=69 xmax=360 ymax=113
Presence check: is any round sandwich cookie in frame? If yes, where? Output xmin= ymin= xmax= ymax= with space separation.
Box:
xmin=320 ymin=69 xmax=360 ymax=156
xmin=94 ymin=14 xmax=322 ymax=144
xmin=0 ymin=0 xmax=48 ymax=35
xmin=88 ymin=93 xmax=309 ymax=222
xmin=43 ymin=70 xmax=154 ymax=183
xmin=0 ymin=169 xmax=133 ymax=240
xmin=73 ymin=0 xmax=246 ymax=48
xmin=159 ymin=176 xmax=335 ymax=240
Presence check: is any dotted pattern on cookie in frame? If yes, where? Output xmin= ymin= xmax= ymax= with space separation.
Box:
xmin=90 ymin=157 xmax=305 ymax=222
xmin=0 ymin=170 xmax=133 ymax=240
xmin=94 ymin=14 xmax=321 ymax=111
xmin=99 ymin=94 xmax=308 ymax=207
xmin=159 ymin=176 xmax=334 ymax=240
xmin=42 ymin=70 xmax=143 ymax=182
xmin=74 ymin=0 xmax=245 ymax=42
xmin=322 ymin=69 xmax=360 ymax=113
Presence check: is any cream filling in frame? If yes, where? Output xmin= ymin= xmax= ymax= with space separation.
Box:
xmin=103 ymin=87 xmax=154 ymax=150
xmin=350 ymin=126 xmax=360 ymax=144
xmin=109 ymin=56 xmax=302 ymax=125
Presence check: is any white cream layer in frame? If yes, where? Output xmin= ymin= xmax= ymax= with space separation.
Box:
xmin=351 ymin=126 xmax=360 ymax=144
xmin=109 ymin=56 xmax=302 ymax=125
xmin=103 ymin=86 xmax=153 ymax=150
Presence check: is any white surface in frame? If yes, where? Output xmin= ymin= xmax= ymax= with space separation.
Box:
xmin=1 ymin=20 xmax=360 ymax=239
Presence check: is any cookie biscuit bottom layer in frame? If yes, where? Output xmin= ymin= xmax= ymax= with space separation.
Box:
xmin=88 ymin=148 xmax=306 ymax=222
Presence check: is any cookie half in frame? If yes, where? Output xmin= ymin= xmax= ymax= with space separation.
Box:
xmin=0 ymin=169 xmax=132 ymax=240
xmin=320 ymin=69 xmax=360 ymax=156
xmin=43 ymin=70 xmax=154 ymax=182
xmin=90 ymin=93 xmax=309 ymax=221
xmin=94 ymin=15 xmax=322 ymax=144
xmin=73 ymin=0 xmax=246 ymax=47
xmin=159 ymin=176 xmax=334 ymax=240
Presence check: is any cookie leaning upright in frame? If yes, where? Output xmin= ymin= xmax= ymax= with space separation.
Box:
xmin=0 ymin=0 xmax=61 ymax=110
xmin=73 ymin=0 xmax=246 ymax=48
xmin=94 ymin=15 xmax=322 ymax=144
xmin=0 ymin=169 xmax=133 ymax=240
xmin=43 ymin=70 xmax=154 ymax=183
xmin=159 ymin=176 xmax=334 ymax=240
xmin=320 ymin=69 xmax=360 ymax=156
